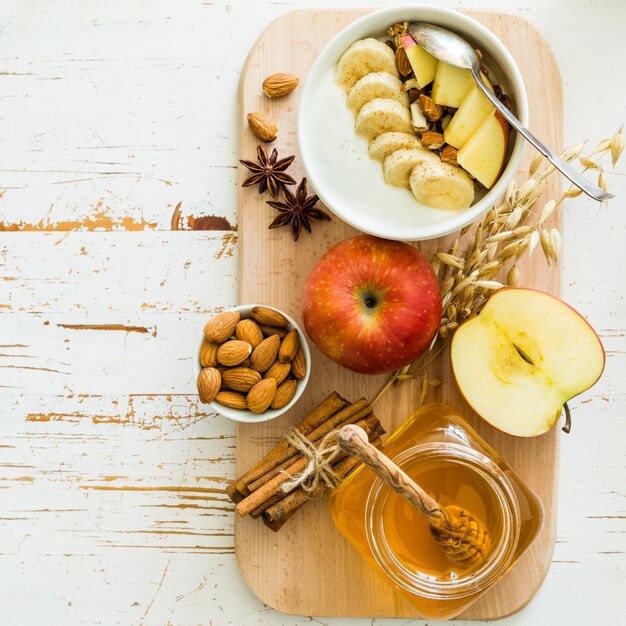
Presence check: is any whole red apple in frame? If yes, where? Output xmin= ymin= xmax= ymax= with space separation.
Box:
xmin=302 ymin=235 xmax=442 ymax=374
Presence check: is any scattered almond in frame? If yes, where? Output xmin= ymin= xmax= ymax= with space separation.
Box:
xmin=262 ymin=73 xmax=299 ymax=98
xmin=215 ymin=390 xmax=248 ymax=410
xmin=217 ymin=340 xmax=252 ymax=367
xmin=418 ymin=94 xmax=443 ymax=122
xmin=395 ymin=47 xmax=412 ymax=77
xmin=271 ymin=380 xmax=297 ymax=410
xmin=258 ymin=323 xmax=288 ymax=339
xmin=421 ymin=130 xmax=446 ymax=150
xmin=247 ymin=112 xmax=278 ymax=143
xmin=250 ymin=334 xmax=280 ymax=372
xmin=204 ymin=311 xmax=240 ymax=343
xmin=250 ymin=305 xmax=289 ymax=328
xmin=235 ymin=319 xmax=264 ymax=349
xmin=278 ymin=329 xmax=299 ymax=362
xmin=197 ymin=367 xmax=221 ymax=404
xmin=222 ymin=367 xmax=262 ymax=393
xmin=440 ymin=144 xmax=458 ymax=166
xmin=247 ymin=378 xmax=277 ymax=414
xmin=199 ymin=339 xmax=219 ymax=368
xmin=264 ymin=361 xmax=291 ymax=386
xmin=291 ymin=346 xmax=307 ymax=380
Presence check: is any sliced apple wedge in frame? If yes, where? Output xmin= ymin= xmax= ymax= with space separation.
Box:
xmin=347 ymin=71 xmax=408 ymax=112
xmin=444 ymin=74 xmax=495 ymax=149
xmin=368 ymin=132 xmax=422 ymax=161
xmin=451 ymin=288 xmax=605 ymax=437
xmin=457 ymin=110 xmax=509 ymax=188
xmin=400 ymin=34 xmax=438 ymax=89
xmin=382 ymin=147 xmax=439 ymax=188
xmin=431 ymin=61 xmax=474 ymax=108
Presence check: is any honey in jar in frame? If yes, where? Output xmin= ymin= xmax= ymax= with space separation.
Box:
xmin=330 ymin=403 xmax=543 ymax=619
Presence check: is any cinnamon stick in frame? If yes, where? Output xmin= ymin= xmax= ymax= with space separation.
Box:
xmin=262 ymin=437 xmax=384 ymax=532
xmin=245 ymin=404 xmax=374 ymax=493
xmin=249 ymin=425 xmax=384 ymax=519
xmin=237 ymin=414 xmax=380 ymax=517
xmin=228 ymin=392 xmax=348 ymax=500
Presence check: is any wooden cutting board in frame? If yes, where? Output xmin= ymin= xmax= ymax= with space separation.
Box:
xmin=236 ymin=9 xmax=562 ymax=619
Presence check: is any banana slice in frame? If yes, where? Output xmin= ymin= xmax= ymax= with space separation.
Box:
xmin=337 ymin=38 xmax=398 ymax=92
xmin=369 ymin=132 xmax=423 ymax=161
xmin=347 ymin=72 xmax=409 ymax=112
xmin=409 ymin=160 xmax=475 ymax=210
xmin=383 ymin=148 xmax=440 ymax=188
xmin=355 ymin=98 xmax=413 ymax=140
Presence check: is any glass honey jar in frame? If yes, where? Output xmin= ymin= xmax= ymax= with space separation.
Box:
xmin=330 ymin=403 xmax=543 ymax=620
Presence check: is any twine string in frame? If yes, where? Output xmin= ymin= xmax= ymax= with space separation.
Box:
xmin=280 ymin=428 xmax=342 ymax=493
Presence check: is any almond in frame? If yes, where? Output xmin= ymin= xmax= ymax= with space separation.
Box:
xmin=222 ymin=367 xmax=262 ymax=393
xmin=264 ymin=361 xmax=291 ymax=386
xmin=418 ymin=94 xmax=444 ymax=122
xmin=250 ymin=305 xmax=289 ymax=328
xmin=440 ymin=144 xmax=458 ymax=166
xmin=215 ymin=390 xmax=247 ymax=410
xmin=291 ymin=346 xmax=307 ymax=380
xmin=197 ymin=367 xmax=221 ymax=404
xmin=278 ymin=329 xmax=300 ymax=362
xmin=246 ymin=378 xmax=277 ymax=414
xmin=247 ymin=112 xmax=278 ymax=143
xmin=204 ymin=311 xmax=240 ymax=343
xmin=421 ymin=130 xmax=446 ymax=150
xmin=395 ymin=47 xmax=412 ymax=77
xmin=258 ymin=323 xmax=288 ymax=339
xmin=262 ymin=73 xmax=299 ymax=98
xmin=199 ymin=339 xmax=219 ymax=368
xmin=271 ymin=379 xmax=298 ymax=410
xmin=235 ymin=319 xmax=264 ymax=349
xmin=250 ymin=334 xmax=280 ymax=372
xmin=217 ymin=340 xmax=252 ymax=367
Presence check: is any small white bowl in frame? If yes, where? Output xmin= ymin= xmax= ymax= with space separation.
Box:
xmin=194 ymin=304 xmax=311 ymax=423
xmin=298 ymin=5 xmax=529 ymax=241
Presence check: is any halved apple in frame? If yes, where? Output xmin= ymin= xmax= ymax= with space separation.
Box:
xmin=400 ymin=34 xmax=438 ymax=89
xmin=457 ymin=110 xmax=509 ymax=189
xmin=451 ymin=288 xmax=605 ymax=437
xmin=443 ymin=74 xmax=495 ymax=149
xmin=431 ymin=61 xmax=474 ymax=108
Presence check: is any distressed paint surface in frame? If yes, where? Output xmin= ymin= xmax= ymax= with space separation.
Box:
xmin=0 ymin=0 xmax=624 ymax=625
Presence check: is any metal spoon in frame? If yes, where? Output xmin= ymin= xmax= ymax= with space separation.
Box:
xmin=409 ymin=23 xmax=613 ymax=202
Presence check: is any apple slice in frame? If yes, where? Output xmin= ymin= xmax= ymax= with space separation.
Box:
xmin=443 ymin=74 xmax=495 ymax=149
xmin=451 ymin=288 xmax=605 ymax=437
xmin=400 ymin=34 xmax=438 ymax=88
xmin=431 ymin=61 xmax=474 ymax=108
xmin=457 ymin=110 xmax=509 ymax=188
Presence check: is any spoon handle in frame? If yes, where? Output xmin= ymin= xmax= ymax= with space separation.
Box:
xmin=470 ymin=68 xmax=613 ymax=202
xmin=338 ymin=424 xmax=444 ymax=523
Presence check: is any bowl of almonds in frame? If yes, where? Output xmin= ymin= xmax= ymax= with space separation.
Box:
xmin=195 ymin=304 xmax=311 ymax=423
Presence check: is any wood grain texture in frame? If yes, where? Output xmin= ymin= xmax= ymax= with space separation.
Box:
xmin=237 ymin=9 xmax=562 ymax=619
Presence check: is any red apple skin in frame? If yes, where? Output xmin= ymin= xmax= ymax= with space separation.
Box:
xmin=400 ymin=34 xmax=417 ymax=50
xmin=302 ymin=235 xmax=442 ymax=374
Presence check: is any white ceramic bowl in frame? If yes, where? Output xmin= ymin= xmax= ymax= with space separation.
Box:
xmin=194 ymin=304 xmax=311 ymax=423
xmin=298 ymin=5 xmax=529 ymax=241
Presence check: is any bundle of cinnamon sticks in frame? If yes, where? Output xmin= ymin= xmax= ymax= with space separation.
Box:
xmin=226 ymin=392 xmax=385 ymax=531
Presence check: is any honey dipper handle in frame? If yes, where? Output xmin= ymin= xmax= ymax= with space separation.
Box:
xmin=338 ymin=424 xmax=445 ymax=523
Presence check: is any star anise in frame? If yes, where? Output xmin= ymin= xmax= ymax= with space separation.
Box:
xmin=267 ymin=178 xmax=331 ymax=241
xmin=239 ymin=145 xmax=296 ymax=199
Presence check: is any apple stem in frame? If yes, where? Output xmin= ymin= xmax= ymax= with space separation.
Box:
xmin=562 ymin=402 xmax=572 ymax=434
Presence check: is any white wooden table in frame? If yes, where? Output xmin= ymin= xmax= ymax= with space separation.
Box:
xmin=0 ymin=1 xmax=624 ymax=624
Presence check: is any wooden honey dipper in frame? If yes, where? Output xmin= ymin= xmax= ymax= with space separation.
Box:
xmin=338 ymin=424 xmax=491 ymax=567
